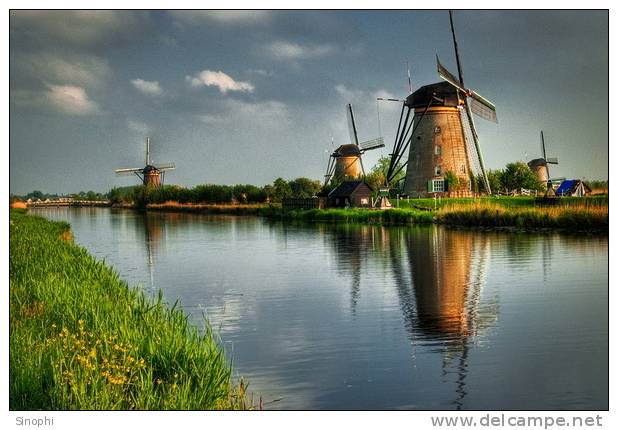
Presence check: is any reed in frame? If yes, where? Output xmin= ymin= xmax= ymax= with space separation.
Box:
xmin=435 ymin=202 xmax=608 ymax=231
xmin=268 ymin=207 xmax=434 ymax=225
xmin=10 ymin=209 xmax=251 ymax=410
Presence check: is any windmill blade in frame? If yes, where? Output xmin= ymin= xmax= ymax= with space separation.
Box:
xmin=115 ymin=167 xmax=143 ymax=174
xmin=546 ymin=157 xmax=558 ymax=164
xmin=153 ymin=163 xmax=176 ymax=171
xmin=407 ymin=61 xmax=412 ymax=94
xmin=359 ymin=137 xmax=385 ymax=151
xmin=469 ymin=96 xmax=498 ymax=123
xmin=346 ymin=104 xmax=359 ymax=146
xmin=377 ymin=97 xmax=406 ymax=103
xmin=437 ymin=55 xmax=466 ymax=93
xmin=463 ymin=104 xmax=491 ymax=194
xmin=324 ymin=155 xmax=336 ymax=185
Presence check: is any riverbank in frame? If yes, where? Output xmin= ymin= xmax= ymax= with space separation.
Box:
xmin=125 ymin=197 xmax=608 ymax=233
xmin=9 ymin=209 xmax=251 ymax=410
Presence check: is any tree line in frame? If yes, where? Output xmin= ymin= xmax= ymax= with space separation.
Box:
xmin=108 ymin=177 xmax=324 ymax=206
xmin=12 ymin=160 xmax=608 ymax=205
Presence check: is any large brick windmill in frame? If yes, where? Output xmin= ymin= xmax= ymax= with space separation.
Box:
xmin=115 ymin=137 xmax=175 ymax=187
xmin=383 ymin=11 xmax=498 ymax=197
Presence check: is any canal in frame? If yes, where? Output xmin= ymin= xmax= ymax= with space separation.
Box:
xmin=33 ymin=207 xmax=608 ymax=410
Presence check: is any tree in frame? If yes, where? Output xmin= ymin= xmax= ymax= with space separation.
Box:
xmin=288 ymin=177 xmax=322 ymax=198
xmin=477 ymin=170 xmax=504 ymax=194
xmin=272 ymin=178 xmax=292 ymax=202
xmin=26 ymin=190 xmax=44 ymax=200
xmin=444 ymin=170 xmax=464 ymax=191
xmin=500 ymin=162 xmax=543 ymax=192
xmin=366 ymin=155 xmax=404 ymax=193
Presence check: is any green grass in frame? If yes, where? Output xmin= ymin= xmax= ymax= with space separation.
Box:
xmin=396 ymin=195 xmax=608 ymax=211
xmin=10 ymin=209 xmax=250 ymax=410
xmin=434 ymin=202 xmax=608 ymax=231
xmin=258 ymin=197 xmax=607 ymax=232
xmin=266 ymin=207 xmax=434 ymax=225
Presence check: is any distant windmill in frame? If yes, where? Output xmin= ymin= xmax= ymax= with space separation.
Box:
xmin=528 ymin=130 xmax=559 ymax=188
xmin=324 ymin=104 xmax=385 ymax=185
xmin=115 ymin=137 xmax=176 ymax=187
xmin=383 ymin=10 xmax=498 ymax=197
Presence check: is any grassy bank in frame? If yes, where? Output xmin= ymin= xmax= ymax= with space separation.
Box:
xmin=9 ymin=209 xmax=250 ymax=410
xmin=264 ymin=199 xmax=607 ymax=232
xmin=268 ymin=207 xmax=434 ymax=225
xmin=395 ymin=195 xmax=608 ymax=210
xmin=434 ymin=202 xmax=608 ymax=232
xmin=145 ymin=201 xmax=271 ymax=216
xmin=117 ymin=196 xmax=607 ymax=232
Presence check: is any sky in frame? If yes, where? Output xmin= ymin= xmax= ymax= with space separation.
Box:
xmin=9 ymin=10 xmax=608 ymax=195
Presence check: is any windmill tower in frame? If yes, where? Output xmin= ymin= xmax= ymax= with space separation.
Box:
xmin=528 ymin=130 xmax=558 ymax=187
xmin=384 ymin=11 xmax=497 ymax=197
xmin=115 ymin=137 xmax=176 ymax=187
xmin=324 ymin=104 xmax=384 ymax=185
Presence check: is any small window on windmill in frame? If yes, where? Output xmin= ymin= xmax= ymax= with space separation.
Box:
xmin=428 ymin=179 xmax=445 ymax=193
xmin=434 ymin=126 xmax=441 ymax=134
xmin=460 ymin=164 xmax=466 ymax=174
xmin=435 ymin=145 xmax=441 ymax=155
xmin=435 ymin=165 xmax=442 ymax=176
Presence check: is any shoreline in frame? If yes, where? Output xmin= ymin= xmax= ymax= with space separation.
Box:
xmin=104 ymin=199 xmax=609 ymax=235
xmin=9 ymin=209 xmax=252 ymax=410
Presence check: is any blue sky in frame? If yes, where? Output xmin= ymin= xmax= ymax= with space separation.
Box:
xmin=9 ymin=10 xmax=608 ymax=194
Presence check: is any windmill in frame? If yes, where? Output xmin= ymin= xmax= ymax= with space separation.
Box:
xmin=324 ymin=103 xmax=384 ymax=185
xmin=115 ymin=137 xmax=176 ymax=187
xmin=527 ymin=130 xmax=559 ymax=190
xmin=383 ymin=10 xmax=497 ymax=197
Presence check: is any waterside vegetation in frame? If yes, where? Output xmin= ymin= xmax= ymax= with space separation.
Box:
xmin=125 ymin=195 xmax=608 ymax=233
xmin=9 ymin=209 xmax=251 ymax=410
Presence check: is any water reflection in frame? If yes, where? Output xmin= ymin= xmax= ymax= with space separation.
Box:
xmin=322 ymin=224 xmax=500 ymax=409
xmin=31 ymin=208 xmax=608 ymax=410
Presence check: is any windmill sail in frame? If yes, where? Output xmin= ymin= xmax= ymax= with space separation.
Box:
xmin=437 ymin=56 xmax=465 ymax=92
xmin=346 ymin=104 xmax=359 ymax=146
xmin=460 ymin=109 xmax=482 ymax=177
xmin=359 ymin=137 xmax=385 ymax=151
xmin=469 ymin=97 xmax=498 ymax=123
xmin=115 ymin=167 xmax=143 ymax=174
xmin=546 ymin=157 xmax=558 ymax=164
xmin=463 ymin=103 xmax=491 ymax=194
xmin=153 ymin=163 xmax=176 ymax=171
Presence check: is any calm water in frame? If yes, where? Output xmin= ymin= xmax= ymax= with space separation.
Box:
xmin=33 ymin=207 xmax=608 ymax=410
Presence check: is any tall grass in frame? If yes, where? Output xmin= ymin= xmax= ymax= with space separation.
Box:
xmin=260 ymin=199 xmax=607 ymax=232
xmin=435 ymin=202 xmax=608 ymax=231
xmin=396 ymin=195 xmax=609 ymax=211
xmin=10 ymin=209 xmax=251 ymax=410
xmin=268 ymin=208 xmax=434 ymax=225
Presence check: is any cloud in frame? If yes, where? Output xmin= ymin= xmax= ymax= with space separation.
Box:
xmin=127 ymin=119 xmax=150 ymax=134
xmin=170 ymin=10 xmax=270 ymax=26
xmin=334 ymin=84 xmax=364 ymax=102
xmin=199 ymin=99 xmax=290 ymax=129
xmin=335 ymin=84 xmax=400 ymax=113
xmin=266 ymin=41 xmax=336 ymax=61
xmin=10 ymin=10 xmax=147 ymax=48
xmin=131 ymin=78 xmax=163 ymax=95
xmin=185 ymin=70 xmax=254 ymax=94
xmin=16 ymin=53 xmax=110 ymax=87
xmin=45 ymin=84 xmax=98 ymax=115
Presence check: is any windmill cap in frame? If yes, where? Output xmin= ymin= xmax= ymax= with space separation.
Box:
xmin=143 ymin=165 xmax=160 ymax=173
xmin=334 ymin=144 xmax=361 ymax=156
xmin=527 ymin=158 xmax=547 ymax=167
xmin=405 ymin=81 xmax=463 ymax=108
